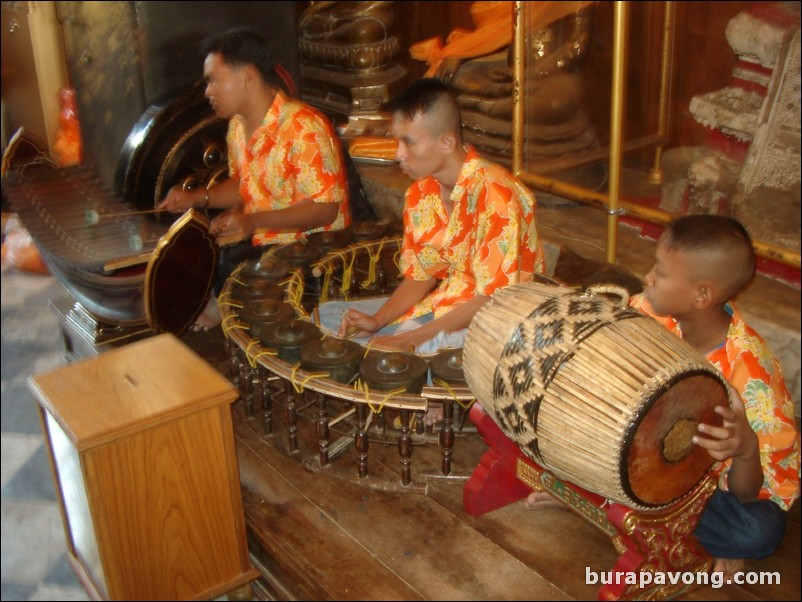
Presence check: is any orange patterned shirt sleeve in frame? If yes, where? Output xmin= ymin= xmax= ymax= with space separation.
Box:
xmin=630 ymin=294 xmax=801 ymax=511
xmin=227 ymin=90 xmax=350 ymax=246
xmin=398 ymin=146 xmax=545 ymax=321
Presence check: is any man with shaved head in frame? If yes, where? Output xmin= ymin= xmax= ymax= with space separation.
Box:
xmin=337 ymin=78 xmax=545 ymax=368
xmin=629 ymin=215 xmax=798 ymax=578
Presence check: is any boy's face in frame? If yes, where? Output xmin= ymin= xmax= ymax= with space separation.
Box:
xmin=643 ymin=235 xmax=699 ymax=317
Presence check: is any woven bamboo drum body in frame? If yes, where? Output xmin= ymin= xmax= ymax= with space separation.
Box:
xmin=463 ymin=282 xmax=728 ymax=510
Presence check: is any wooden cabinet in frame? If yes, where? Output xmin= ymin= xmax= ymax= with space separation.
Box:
xmin=28 ymin=333 xmax=258 ymax=600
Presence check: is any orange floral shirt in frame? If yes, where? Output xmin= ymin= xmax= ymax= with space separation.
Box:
xmin=630 ymin=294 xmax=800 ymax=511
xmin=399 ymin=145 xmax=545 ymax=321
xmin=227 ymin=90 xmax=350 ymax=246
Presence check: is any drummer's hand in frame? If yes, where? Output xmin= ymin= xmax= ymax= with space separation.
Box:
xmin=210 ymin=208 xmax=250 ymax=242
xmin=338 ymin=309 xmax=379 ymax=339
xmin=156 ymin=185 xmax=198 ymax=213
xmin=693 ymin=384 xmax=758 ymax=462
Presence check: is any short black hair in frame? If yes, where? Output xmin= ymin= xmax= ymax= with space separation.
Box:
xmin=665 ymin=215 xmax=753 ymax=256
xmin=201 ymin=28 xmax=276 ymax=86
xmin=385 ymin=78 xmax=460 ymax=124
xmin=665 ymin=214 xmax=756 ymax=295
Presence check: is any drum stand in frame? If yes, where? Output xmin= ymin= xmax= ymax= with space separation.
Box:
xmin=464 ymin=403 xmax=716 ymax=601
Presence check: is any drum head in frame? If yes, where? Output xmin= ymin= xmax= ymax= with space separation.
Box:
xmin=624 ymin=371 xmax=727 ymax=506
xmin=144 ymin=209 xmax=217 ymax=335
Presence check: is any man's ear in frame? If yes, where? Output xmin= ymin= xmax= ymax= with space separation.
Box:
xmin=241 ymin=64 xmax=258 ymax=89
xmin=440 ymin=131 xmax=457 ymax=154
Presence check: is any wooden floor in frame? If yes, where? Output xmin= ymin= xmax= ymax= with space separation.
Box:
xmin=183 ymin=325 xmax=800 ymax=602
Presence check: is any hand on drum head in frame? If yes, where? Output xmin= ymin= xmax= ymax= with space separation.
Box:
xmin=692 ymin=384 xmax=759 ymax=464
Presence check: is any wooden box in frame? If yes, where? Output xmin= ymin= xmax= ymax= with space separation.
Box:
xmin=28 ymin=333 xmax=258 ymax=600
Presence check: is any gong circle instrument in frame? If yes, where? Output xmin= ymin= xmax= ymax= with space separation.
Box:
xmin=462 ymin=281 xmax=728 ymax=510
xmin=217 ymin=230 xmax=478 ymax=489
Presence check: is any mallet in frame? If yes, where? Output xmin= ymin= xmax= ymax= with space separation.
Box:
xmin=85 ymin=208 xmax=163 ymax=225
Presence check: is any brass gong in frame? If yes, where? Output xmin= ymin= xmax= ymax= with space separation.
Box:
xmin=231 ymin=279 xmax=285 ymax=304
xmin=307 ymin=229 xmax=353 ymax=254
xmin=359 ymin=350 xmax=429 ymax=394
xmin=429 ymin=348 xmax=466 ymax=386
xmin=273 ymin=241 xmax=322 ymax=268
xmin=300 ymin=337 xmax=363 ymax=384
xmin=240 ymin=298 xmax=297 ymax=338
xmin=239 ymin=256 xmax=291 ymax=282
xmin=260 ymin=319 xmax=322 ymax=364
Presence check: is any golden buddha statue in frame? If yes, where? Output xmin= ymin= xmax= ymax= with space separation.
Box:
xmin=298 ymin=1 xmax=400 ymax=73
xmin=411 ymin=1 xmax=598 ymax=168
xmin=297 ymin=1 xmax=407 ymax=121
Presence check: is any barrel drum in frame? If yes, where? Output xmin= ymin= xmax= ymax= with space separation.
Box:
xmin=463 ymin=282 xmax=727 ymax=510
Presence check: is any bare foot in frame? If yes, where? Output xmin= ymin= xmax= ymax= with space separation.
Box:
xmin=192 ymin=296 xmax=220 ymax=332
xmin=711 ymin=557 xmax=744 ymax=581
xmin=524 ymin=491 xmax=568 ymax=510
xmin=424 ymin=402 xmax=443 ymax=427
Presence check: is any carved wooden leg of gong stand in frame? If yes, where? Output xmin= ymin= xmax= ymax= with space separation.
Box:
xmin=225 ymin=337 xmax=241 ymax=388
xmin=284 ymin=380 xmax=300 ymax=454
xmin=239 ymin=355 xmax=254 ymax=418
xmin=316 ymin=390 xmax=330 ymax=466
xmin=398 ymin=409 xmax=413 ymax=486
xmin=263 ymin=371 xmax=278 ymax=436
xmin=251 ymin=362 xmax=263 ymax=418
xmin=355 ymin=403 xmax=370 ymax=478
xmin=439 ymin=399 xmax=455 ymax=476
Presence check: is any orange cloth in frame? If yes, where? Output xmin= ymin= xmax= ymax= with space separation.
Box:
xmin=410 ymin=1 xmax=596 ymax=77
xmin=52 ymin=88 xmax=83 ymax=167
xmin=398 ymin=145 xmax=545 ymax=321
xmin=227 ymin=90 xmax=351 ymax=246
xmin=348 ymin=137 xmax=398 ymax=161
xmin=1 ymin=215 xmax=48 ymax=274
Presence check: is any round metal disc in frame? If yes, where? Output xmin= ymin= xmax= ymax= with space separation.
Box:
xmin=300 ymin=338 xmax=363 ymax=383
xmin=359 ymin=350 xmax=428 ymax=394
xmin=430 ymin=348 xmax=466 ymax=385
